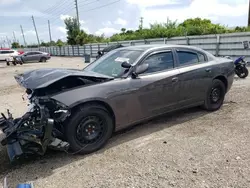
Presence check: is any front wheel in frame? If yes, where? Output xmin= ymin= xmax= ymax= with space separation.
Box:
xmin=203 ymin=79 xmax=226 ymax=111
xmin=65 ymin=104 xmax=114 ymax=154
xmin=236 ymin=66 xmax=248 ymax=78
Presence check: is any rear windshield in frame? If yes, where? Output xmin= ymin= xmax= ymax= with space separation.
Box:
xmin=0 ymin=50 xmax=14 ymax=54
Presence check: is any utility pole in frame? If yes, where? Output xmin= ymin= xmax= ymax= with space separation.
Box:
xmin=13 ymin=31 xmax=16 ymax=43
xmin=20 ymin=25 xmax=27 ymax=47
xmin=74 ymin=0 xmax=80 ymax=29
xmin=48 ymin=20 xmax=52 ymax=43
xmin=139 ymin=17 xmax=144 ymax=30
xmin=32 ymin=15 xmax=40 ymax=46
xmin=248 ymin=0 xmax=250 ymax=26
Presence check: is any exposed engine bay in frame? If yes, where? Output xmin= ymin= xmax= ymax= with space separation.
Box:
xmin=0 ymin=69 xmax=112 ymax=163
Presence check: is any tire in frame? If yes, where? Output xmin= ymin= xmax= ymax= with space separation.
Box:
xmin=236 ymin=67 xmax=248 ymax=78
xmin=203 ymin=79 xmax=226 ymax=111
xmin=6 ymin=62 xmax=10 ymax=66
xmin=64 ymin=104 xmax=114 ymax=154
xmin=40 ymin=57 xmax=47 ymax=62
xmin=12 ymin=62 xmax=16 ymax=66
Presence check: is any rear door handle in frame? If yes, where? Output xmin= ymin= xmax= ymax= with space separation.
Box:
xmin=205 ymin=68 xmax=212 ymax=72
xmin=172 ymin=77 xmax=178 ymax=82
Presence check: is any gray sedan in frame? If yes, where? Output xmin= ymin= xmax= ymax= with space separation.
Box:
xmin=17 ymin=51 xmax=51 ymax=63
xmin=0 ymin=44 xmax=235 ymax=162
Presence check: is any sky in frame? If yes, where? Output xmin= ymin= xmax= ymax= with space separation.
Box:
xmin=0 ymin=0 xmax=248 ymax=46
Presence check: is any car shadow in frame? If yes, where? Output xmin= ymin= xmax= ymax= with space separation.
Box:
xmin=0 ymin=106 xmax=211 ymax=186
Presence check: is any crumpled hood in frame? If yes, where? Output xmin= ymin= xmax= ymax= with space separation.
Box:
xmin=14 ymin=68 xmax=113 ymax=89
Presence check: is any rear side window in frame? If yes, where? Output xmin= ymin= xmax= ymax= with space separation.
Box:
xmin=177 ymin=51 xmax=199 ymax=66
xmin=197 ymin=52 xmax=206 ymax=62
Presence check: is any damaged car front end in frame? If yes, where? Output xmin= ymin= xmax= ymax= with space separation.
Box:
xmin=0 ymin=68 xmax=113 ymax=163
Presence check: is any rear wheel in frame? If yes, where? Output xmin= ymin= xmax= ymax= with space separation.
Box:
xmin=6 ymin=61 xmax=10 ymax=66
xmin=203 ymin=79 xmax=226 ymax=111
xmin=40 ymin=57 xmax=47 ymax=62
xmin=236 ymin=66 xmax=248 ymax=78
xmin=65 ymin=104 xmax=114 ymax=154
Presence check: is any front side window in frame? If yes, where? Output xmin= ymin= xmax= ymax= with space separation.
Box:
xmin=141 ymin=51 xmax=174 ymax=74
xmin=84 ymin=49 xmax=143 ymax=77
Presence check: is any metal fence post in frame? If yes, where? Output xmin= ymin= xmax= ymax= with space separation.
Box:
xmin=186 ymin=37 xmax=190 ymax=45
xmin=68 ymin=46 xmax=70 ymax=56
xmin=98 ymin=44 xmax=100 ymax=52
xmin=72 ymin=46 xmax=74 ymax=56
xmin=216 ymin=35 xmax=220 ymax=56
xmin=83 ymin=45 xmax=86 ymax=55
xmin=90 ymin=45 xmax=92 ymax=57
xmin=78 ymin=45 xmax=80 ymax=56
xmin=63 ymin=46 xmax=65 ymax=56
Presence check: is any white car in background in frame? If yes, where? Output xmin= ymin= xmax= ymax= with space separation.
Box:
xmin=0 ymin=49 xmax=19 ymax=61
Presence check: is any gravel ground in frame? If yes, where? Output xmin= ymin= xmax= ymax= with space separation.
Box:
xmin=0 ymin=57 xmax=250 ymax=188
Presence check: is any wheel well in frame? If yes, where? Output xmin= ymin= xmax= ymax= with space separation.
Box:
xmin=214 ymin=75 xmax=228 ymax=91
xmin=70 ymin=100 xmax=116 ymax=132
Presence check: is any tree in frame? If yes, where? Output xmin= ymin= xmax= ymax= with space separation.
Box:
xmin=121 ymin=28 xmax=126 ymax=34
xmin=56 ymin=39 xmax=65 ymax=47
xmin=76 ymin=30 xmax=88 ymax=45
xmin=64 ymin=17 xmax=80 ymax=45
xmin=11 ymin=42 xmax=20 ymax=48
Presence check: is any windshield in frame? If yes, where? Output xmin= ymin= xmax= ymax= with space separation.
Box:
xmin=84 ymin=49 xmax=143 ymax=77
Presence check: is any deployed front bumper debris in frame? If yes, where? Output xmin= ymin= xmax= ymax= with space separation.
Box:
xmin=0 ymin=107 xmax=69 ymax=163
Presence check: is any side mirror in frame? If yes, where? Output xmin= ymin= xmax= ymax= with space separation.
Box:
xmin=121 ymin=61 xmax=131 ymax=68
xmin=132 ymin=64 xmax=149 ymax=78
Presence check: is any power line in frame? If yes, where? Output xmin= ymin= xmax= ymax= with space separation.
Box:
xmin=78 ymin=0 xmax=98 ymax=6
xmin=77 ymin=0 xmax=100 ymax=8
xmin=80 ymin=0 xmax=121 ymax=13
xmin=40 ymin=0 xmax=70 ymax=14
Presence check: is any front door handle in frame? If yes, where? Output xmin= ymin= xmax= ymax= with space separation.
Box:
xmin=172 ymin=77 xmax=178 ymax=82
xmin=205 ymin=68 xmax=212 ymax=72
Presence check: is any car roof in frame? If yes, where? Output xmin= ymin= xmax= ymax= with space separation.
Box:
xmin=119 ymin=44 xmax=205 ymax=52
xmin=118 ymin=44 xmax=215 ymax=60
xmin=26 ymin=51 xmax=43 ymax=53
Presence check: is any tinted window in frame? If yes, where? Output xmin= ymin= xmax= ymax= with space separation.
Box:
xmin=32 ymin=52 xmax=42 ymax=55
xmin=84 ymin=49 xmax=143 ymax=77
xmin=142 ymin=51 xmax=174 ymax=74
xmin=0 ymin=50 xmax=13 ymax=54
xmin=198 ymin=52 xmax=206 ymax=62
xmin=177 ymin=51 xmax=199 ymax=66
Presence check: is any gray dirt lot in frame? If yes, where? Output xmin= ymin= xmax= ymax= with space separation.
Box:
xmin=0 ymin=57 xmax=250 ymax=188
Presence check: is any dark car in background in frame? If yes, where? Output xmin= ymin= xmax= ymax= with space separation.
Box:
xmin=16 ymin=51 xmax=51 ymax=63
xmin=0 ymin=44 xmax=235 ymax=163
